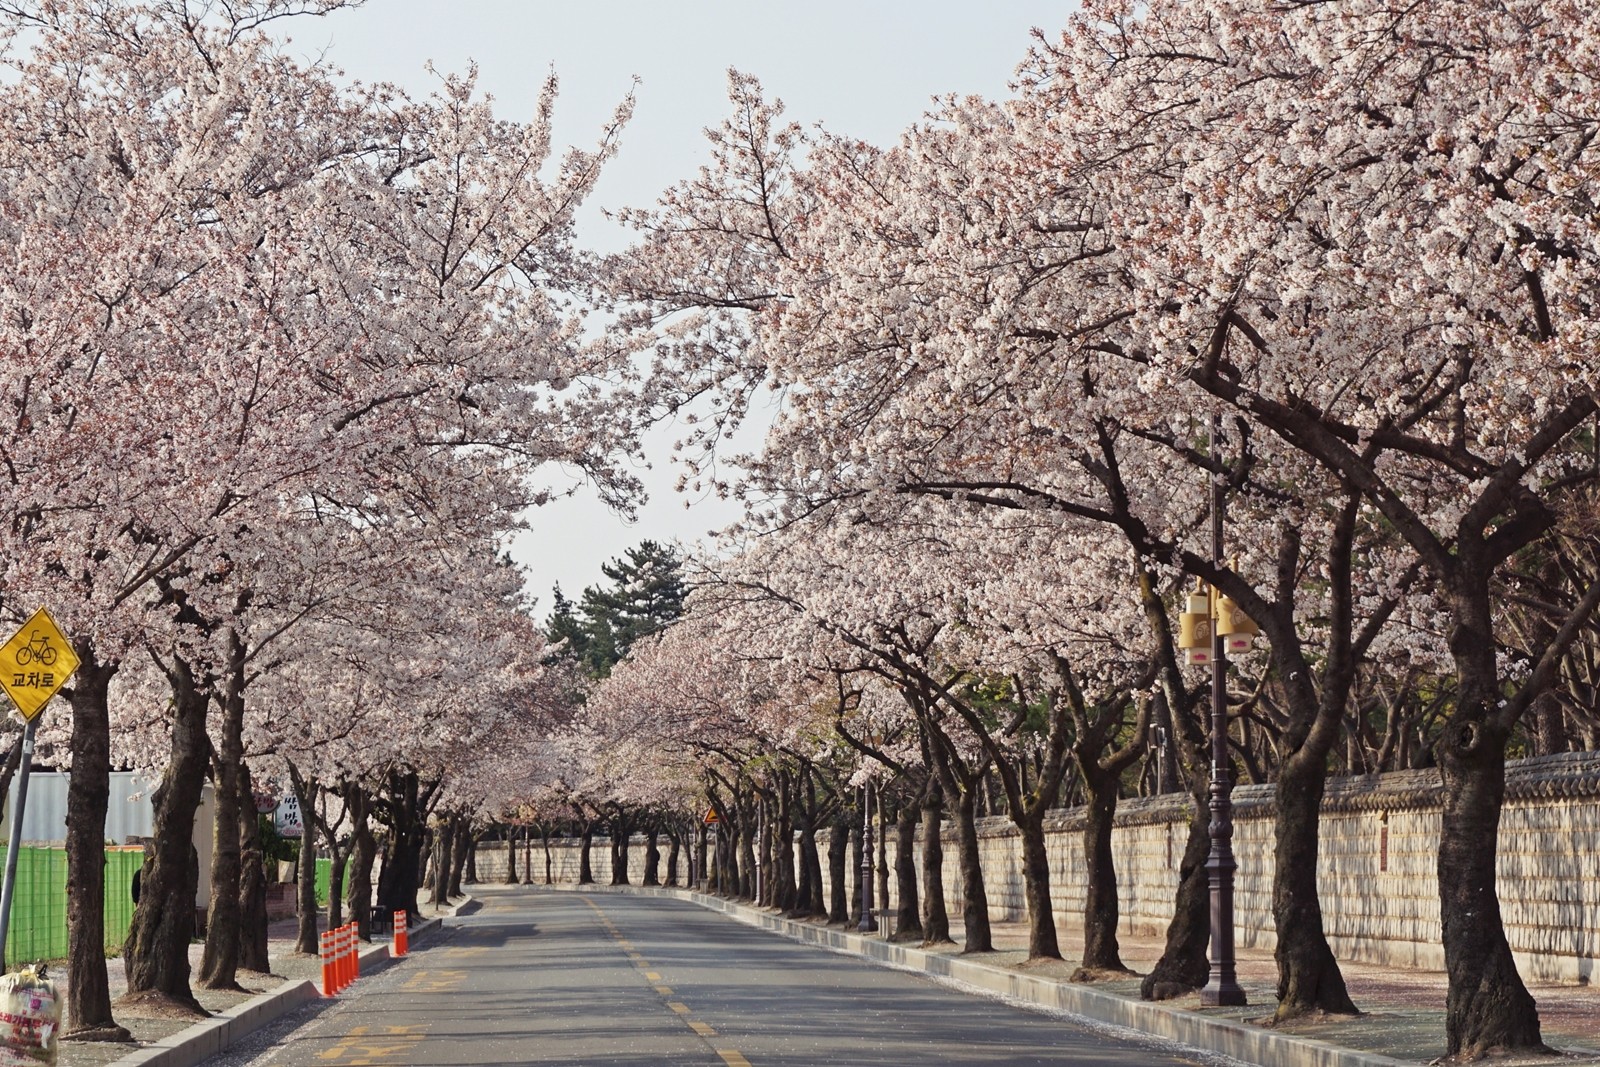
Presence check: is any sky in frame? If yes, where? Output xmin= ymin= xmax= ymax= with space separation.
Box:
xmin=306 ymin=1 xmax=1074 ymax=616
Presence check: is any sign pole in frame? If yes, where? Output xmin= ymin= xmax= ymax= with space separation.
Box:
xmin=0 ymin=717 xmax=39 ymax=968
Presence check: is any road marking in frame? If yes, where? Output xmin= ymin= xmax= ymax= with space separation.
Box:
xmin=399 ymin=969 xmax=469 ymax=993
xmin=716 ymin=1052 xmax=752 ymax=1067
xmin=654 ymin=984 xmax=673 ymax=995
xmin=644 ymin=971 xmax=662 ymax=981
xmin=314 ymin=1024 xmax=428 ymax=1064
xmin=667 ymin=1001 xmax=689 ymax=1014
xmin=689 ymin=1021 xmax=717 ymax=1037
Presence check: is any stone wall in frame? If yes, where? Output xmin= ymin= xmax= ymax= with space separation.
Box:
xmin=484 ymin=752 xmax=1600 ymax=985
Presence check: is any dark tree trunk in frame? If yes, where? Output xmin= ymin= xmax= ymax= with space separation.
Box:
xmin=464 ymin=828 xmax=479 ymax=885
xmin=448 ymin=818 xmax=471 ymax=898
xmin=376 ymin=771 xmax=426 ymax=924
xmin=737 ymin=817 xmax=756 ymax=899
xmin=643 ymin=828 xmax=661 ymax=886
xmin=346 ymin=784 xmax=376 ymax=940
xmin=611 ymin=817 xmax=632 ymax=886
xmin=328 ymin=847 xmax=350 ymax=930
xmin=775 ymin=794 xmax=796 ymax=911
xmin=504 ymin=828 xmax=519 ymax=884
xmin=1438 ymin=714 xmax=1544 ymax=1057
xmin=290 ymin=766 xmax=320 ymax=955
xmin=200 ymin=633 xmax=248 ymax=991
xmin=62 ymin=645 xmax=130 ymax=1041
xmin=419 ymin=830 xmax=436 ymax=892
xmin=430 ymin=817 xmax=454 ymax=908
xmin=1432 ymin=566 xmax=1547 ymax=1058
xmin=892 ymin=800 xmax=921 ymax=942
xmin=236 ymin=764 xmax=270 ymax=973
xmin=542 ymin=827 xmax=553 ymax=885
xmin=578 ymin=825 xmax=595 ymax=885
xmin=951 ymin=787 xmax=992 ymax=953
xmin=695 ymin=825 xmax=707 ymax=889
xmin=1141 ymin=795 xmax=1212 ymax=1000
xmin=1076 ymin=763 xmax=1131 ymax=976
xmin=801 ymin=825 xmax=825 ymax=917
xmin=920 ymin=779 xmax=952 ymax=945
xmin=122 ymin=658 xmax=210 ymax=1015
xmin=875 ymin=801 xmax=890 ymax=927
xmin=1018 ymin=811 xmax=1060 ymax=960
xmin=827 ymin=820 xmax=850 ymax=925
xmin=1273 ymin=752 xmax=1357 ymax=1014
xmin=665 ymin=829 xmax=680 ymax=887
xmin=848 ymin=823 xmax=863 ymax=926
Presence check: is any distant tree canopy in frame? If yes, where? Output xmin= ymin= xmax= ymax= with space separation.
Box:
xmin=546 ymin=540 xmax=687 ymax=678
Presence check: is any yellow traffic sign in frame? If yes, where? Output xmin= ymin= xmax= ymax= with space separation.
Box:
xmin=0 ymin=608 xmax=79 ymax=721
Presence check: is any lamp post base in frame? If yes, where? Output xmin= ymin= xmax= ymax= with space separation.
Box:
xmin=1199 ymin=979 xmax=1248 ymax=1007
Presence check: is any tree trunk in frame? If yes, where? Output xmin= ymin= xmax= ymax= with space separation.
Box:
xmin=419 ymin=829 xmax=436 ymax=892
xmin=236 ymin=765 xmax=270 ymax=973
xmin=827 ymin=821 xmax=850 ymax=925
xmin=801 ymin=825 xmax=825 ymax=917
xmin=775 ymin=797 xmax=796 ymax=911
xmin=376 ymin=771 xmax=425 ymax=924
xmin=1273 ymin=751 xmax=1357 ymax=1015
xmin=737 ymin=818 xmax=756 ymax=899
xmin=1018 ymin=811 xmax=1060 ymax=960
xmin=62 ymin=645 xmax=130 ymax=1041
xmin=346 ymin=784 xmax=376 ymax=941
xmin=542 ymin=827 xmax=553 ymax=885
xmin=464 ymin=829 xmax=479 ymax=885
xmin=665 ymin=829 xmax=680 ymax=887
xmin=1438 ymin=715 xmax=1545 ymax=1057
xmin=611 ymin=819 xmax=632 ymax=886
xmin=199 ymin=633 xmax=248 ymax=991
xmin=1076 ymin=763 xmax=1131 ymax=977
xmin=578 ymin=825 xmax=595 ymax=885
xmin=848 ymin=823 xmax=863 ymax=926
xmin=892 ymin=801 xmax=921 ymax=942
xmin=921 ymin=779 xmax=952 ymax=945
xmin=430 ymin=818 xmax=454 ymax=908
xmin=1141 ymin=794 xmax=1212 ymax=1000
xmin=643 ymin=828 xmax=661 ymax=886
xmin=505 ymin=828 xmax=519 ymax=884
xmin=290 ymin=767 xmax=320 ymax=955
xmin=122 ymin=658 xmax=209 ymax=1015
xmin=951 ymin=787 xmax=992 ymax=953
xmin=448 ymin=818 xmax=471 ymax=897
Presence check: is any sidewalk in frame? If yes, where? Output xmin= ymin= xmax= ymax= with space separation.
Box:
xmin=48 ymin=898 xmax=465 ymax=1067
xmin=649 ymin=886 xmax=1600 ymax=1067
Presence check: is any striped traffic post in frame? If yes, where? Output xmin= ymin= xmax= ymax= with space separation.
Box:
xmin=319 ymin=930 xmax=336 ymax=996
xmin=351 ymin=923 xmax=361 ymax=980
xmin=393 ymin=910 xmax=407 ymax=957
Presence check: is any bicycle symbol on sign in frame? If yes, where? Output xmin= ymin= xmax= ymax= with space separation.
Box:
xmin=15 ymin=630 xmax=58 ymax=667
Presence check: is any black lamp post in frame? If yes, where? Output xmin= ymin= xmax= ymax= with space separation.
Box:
xmin=858 ymin=780 xmax=878 ymax=934
xmin=1200 ymin=413 xmax=1247 ymax=1008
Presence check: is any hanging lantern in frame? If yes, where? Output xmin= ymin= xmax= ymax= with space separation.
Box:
xmin=1216 ymin=593 xmax=1260 ymax=654
xmin=1178 ymin=581 xmax=1213 ymax=665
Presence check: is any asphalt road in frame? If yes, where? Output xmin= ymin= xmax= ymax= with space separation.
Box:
xmin=211 ymin=887 xmax=1222 ymax=1066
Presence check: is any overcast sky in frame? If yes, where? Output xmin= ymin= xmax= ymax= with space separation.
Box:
xmin=307 ymin=1 xmax=1072 ymax=615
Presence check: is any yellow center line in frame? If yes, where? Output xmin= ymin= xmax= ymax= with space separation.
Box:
xmin=689 ymin=1021 xmax=717 ymax=1037
xmin=716 ymin=1051 xmax=753 ymax=1067
xmin=667 ymin=1001 xmax=690 ymax=1014
xmin=654 ymin=984 xmax=673 ymax=995
xmin=644 ymin=971 xmax=662 ymax=981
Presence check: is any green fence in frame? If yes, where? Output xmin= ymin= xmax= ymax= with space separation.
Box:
xmin=1 ymin=846 xmax=143 ymax=968
xmin=313 ymin=858 xmax=349 ymax=909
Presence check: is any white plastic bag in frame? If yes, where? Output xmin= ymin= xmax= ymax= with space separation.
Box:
xmin=0 ymin=967 xmax=59 ymax=1066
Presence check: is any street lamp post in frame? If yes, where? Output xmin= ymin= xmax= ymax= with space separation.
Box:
xmin=858 ymin=781 xmax=878 ymax=934
xmin=1200 ymin=413 xmax=1247 ymax=1008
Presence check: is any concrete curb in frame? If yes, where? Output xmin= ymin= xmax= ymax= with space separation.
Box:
xmin=583 ymin=886 xmax=1415 ymax=1067
xmin=106 ymin=897 xmax=467 ymax=1067
xmin=107 ymin=979 xmax=322 ymax=1067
